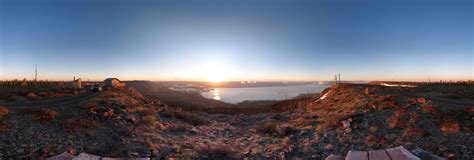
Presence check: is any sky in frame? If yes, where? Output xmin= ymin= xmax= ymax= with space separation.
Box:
xmin=0 ymin=0 xmax=473 ymax=81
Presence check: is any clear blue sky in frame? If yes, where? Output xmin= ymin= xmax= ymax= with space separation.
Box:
xmin=1 ymin=0 xmax=472 ymax=81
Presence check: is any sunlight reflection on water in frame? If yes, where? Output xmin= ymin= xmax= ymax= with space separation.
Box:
xmin=213 ymin=89 xmax=221 ymax=100
xmin=202 ymin=84 xmax=330 ymax=104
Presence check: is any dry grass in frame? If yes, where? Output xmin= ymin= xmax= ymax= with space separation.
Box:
xmin=256 ymin=121 xmax=278 ymax=134
xmin=195 ymin=143 xmax=237 ymax=158
xmin=161 ymin=109 xmax=208 ymax=126
xmin=165 ymin=123 xmax=190 ymax=133
xmin=142 ymin=115 xmax=157 ymax=125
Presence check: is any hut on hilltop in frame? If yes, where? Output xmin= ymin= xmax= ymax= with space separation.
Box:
xmin=104 ymin=78 xmax=125 ymax=88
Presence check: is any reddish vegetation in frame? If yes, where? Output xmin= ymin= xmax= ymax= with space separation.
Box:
xmin=403 ymin=126 xmax=426 ymax=137
xmin=440 ymin=121 xmax=460 ymax=133
xmin=0 ymin=106 xmax=8 ymax=117
xmin=387 ymin=116 xmax=406 ymax=128
xmin=0 ymin=124 xmax=9 ymax=132
xmin=422 ymin=105 xmax=436 ymax=113
xmin=417 ymin=98 xmax=427 ymax=104
xmin=195 ymin=143 xmax=237 ymax=159
xmin=36 ymin=109 xmax=58 ymax=123
xmin=393 ymin=109 xmax=408 ymax=117
xmin=80 ymin=102 xmax=97 ymax=110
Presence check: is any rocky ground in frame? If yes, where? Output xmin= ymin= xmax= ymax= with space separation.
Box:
xmin=0 ymin=83 xmax=472 ymax=159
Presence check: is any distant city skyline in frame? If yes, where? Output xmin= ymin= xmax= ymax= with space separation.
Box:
xmin=1 ymin=0 xmax=473 ymax=82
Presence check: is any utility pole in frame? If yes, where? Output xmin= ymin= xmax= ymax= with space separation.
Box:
xmin=35 ymin=64 xmax=38 ymax=82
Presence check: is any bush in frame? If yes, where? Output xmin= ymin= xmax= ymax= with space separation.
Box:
xmin=387 ymin=116 xmax=406 ymax=128
xmin=422 ymin=105 xmax=436 ymax=113
xmin=0 ymin=123 xmax=9 ymax=132
xmin=80 ymin=102 xmax=97 ymax=110
xmin=440 ymin=120 xmax=460 ymax=133
xmin=256 ymin=122 xmax=278 ymax=134
xmin=403 ymin=126 xmax=426 ymax=137
xmin=166 ymin=123 xmax=190 ymax=133
xmin=365 ymin=135 xmax=378 ymax=145
xmin=142 ymin=115 xmax=157 ymax=125
xmin=161 ymin=109 xmax=208 ymax=126
xmin=195 ymin=143 xmax=236 ymax=159
xmin=36 ymin=109 xmax=58 ymax=123
xmin=0 ymin=106 xmax=9 ymax=118
xmin=394 ymin=109 xmax=408 ymax=117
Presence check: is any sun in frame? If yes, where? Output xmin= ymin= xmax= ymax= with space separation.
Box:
xmin=207 ymin=75 xmax=225 ymax=83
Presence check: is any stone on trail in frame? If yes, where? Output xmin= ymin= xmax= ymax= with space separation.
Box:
xmin=411 ymin=148 xmax=447 ymax=160
xmin=46 ymin=152 xmax=74 ymax=160
xmin=325 ymin=154 xmax=343 ymax=160
xmin=72 ymin=153 xmax=101 ymax=160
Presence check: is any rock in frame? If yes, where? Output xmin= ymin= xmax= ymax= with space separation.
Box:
xmin=16 ymin=148 xmax=24 ymax=153
xmin=364 ymin=88 xmax=370 ymax=95
xmin=191 ymin=127 xmax=199 ymax=133
xmin=325 ymin=154 xmax=343 ymax=160
xmin=411 ymin=147 xmax=447 ymax=160
xmin=160 ymin=146 xmax=175 ymax=155
xmin=341 ymin=120 xmax=351 ymax=128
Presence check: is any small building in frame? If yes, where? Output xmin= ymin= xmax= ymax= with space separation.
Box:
xmin=72 ymin=78 xmax=82 ymax=89
xmin=104 ymin=78 xmax=125 ymax=88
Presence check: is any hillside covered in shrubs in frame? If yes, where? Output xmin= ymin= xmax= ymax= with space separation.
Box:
xmin=0 ymin=82 xmax=472 ymax=159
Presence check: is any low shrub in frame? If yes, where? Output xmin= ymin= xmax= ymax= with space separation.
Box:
xmin=195 ymin=143 xmax=237 ymax=159
xmin=440 ymin=120 xmax=460 ymax=133
xmin=0 ymin=123 xmax=9 ymax=132
xmin=387 ymin=116 xmax=406 ymax=128
xmin=0 ymin=106 xmax=9 ymax=118
xmin=403 ymin=126 xmax=426 ymax=137
xmin=142 ymin=115 xmax=157 ymax=125
xmin=80 ymin=102 xmax=97 ymax=110
xmin=256 ymin=122 xmax=278 ymax=134
xmin=36 ymin=109 xmax=58 ymax=123
xmin=393 ymin=109 xmax=408 ymax=117
xmin=166 ymin=123 xmax=190 ymax=133
xmin=161 ymin=109 xmax=208 ymax=126
xmin=365 ymin=135 xmax=378 ymax=145
xmin=422 ymin=105 xmax=436 ymax=113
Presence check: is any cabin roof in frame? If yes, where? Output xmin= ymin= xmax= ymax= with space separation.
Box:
xmin=104 ymin=78 xmax=120 ymax=82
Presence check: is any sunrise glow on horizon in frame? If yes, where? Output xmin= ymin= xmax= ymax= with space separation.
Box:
xmin=1 ymin=0 xmax=472 ymax=82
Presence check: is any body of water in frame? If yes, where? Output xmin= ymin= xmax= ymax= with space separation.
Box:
xmin=201 ymin=84 xmax=330 ymax=104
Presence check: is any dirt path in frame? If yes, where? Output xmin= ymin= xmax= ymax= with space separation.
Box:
xmin=0 ymin=92 xmax=99 ymax=109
